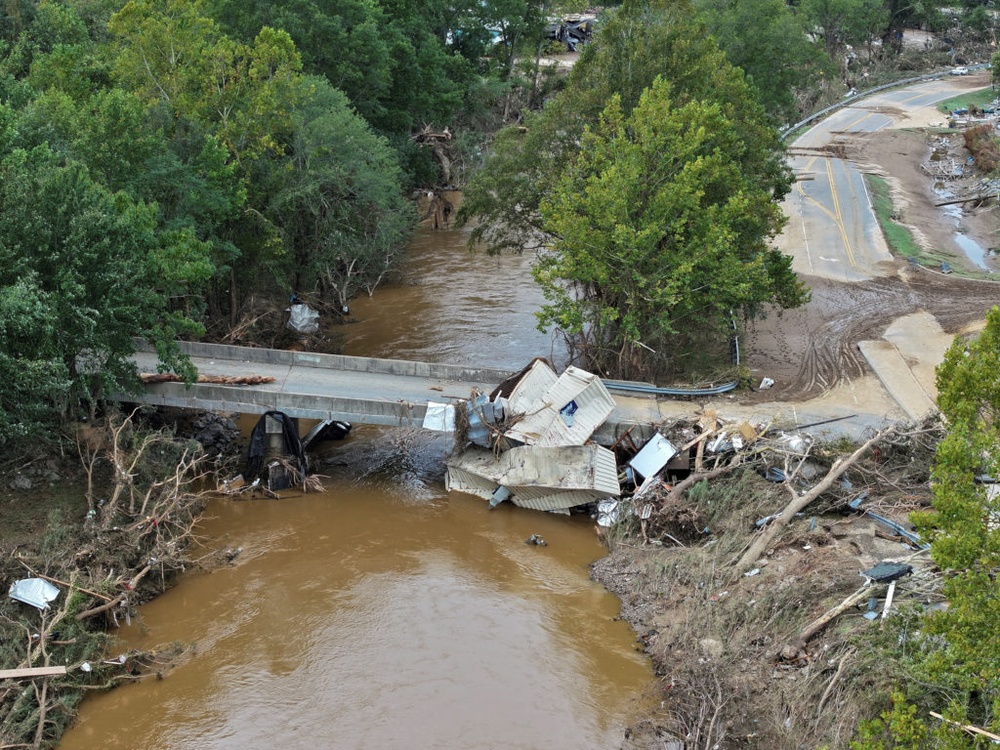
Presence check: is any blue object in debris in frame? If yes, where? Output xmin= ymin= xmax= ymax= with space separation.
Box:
xmin=866 ymin=512 xmax=930 ymax=550
xmin=489 ymin=485 xmax=512 ymax=508
xmin=860 ymin=561 xmax=913 ymax=582
xmin=765 ymin=467 xmax=786 ymax=483
xmin=848 ymin=490 xmax=870 ymax=510
xmin=559 ymin=400 xmax=579 ymax=427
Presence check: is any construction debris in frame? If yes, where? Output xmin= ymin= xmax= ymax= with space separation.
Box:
xmin=140 ymin=373 xmax=276 ymax=386
xmin=8 ymin=578 xmax=61 ymax=610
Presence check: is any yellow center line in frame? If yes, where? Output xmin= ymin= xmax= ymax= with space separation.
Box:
xmin=826 ymin=158 xmax=856 ymax=267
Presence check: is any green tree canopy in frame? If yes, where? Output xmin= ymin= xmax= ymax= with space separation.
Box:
xmin=859 ymin=307 xmax=1000 ymax=748
xmin=460 ymin=0 xmax=805 ymax=378
xmin=0 ymin=143 xmax=203 ymax=441
xmin=695 ymin=0 xmax=831 ymax=123
xmin=535 ymin=78 xmax=804 ymax=379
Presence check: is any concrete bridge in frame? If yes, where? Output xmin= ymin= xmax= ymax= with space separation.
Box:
xmin=123 ymin=341 xmax=663 ymax=445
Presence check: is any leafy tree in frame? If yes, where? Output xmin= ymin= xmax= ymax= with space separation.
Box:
xmin=800 ymin=0 xmax=888 ymax=55
xmin=909 ymin=307 xmax=1000 ymax=732
xmin=695 ymin=0 xmax=831 ymax=122
xmin=461 ymin=0 xmax=793 ymax=253
xmin=109 ymin=0 xmax=304 ymax=163
xmin=206 ymin=0 xmax=397 ymax=126
xmin=460 ymin=0 xmax=805 ymax=377
xmin=262 ymin=77 xmax=414 ymax=311
xmin=535 ymin=78 xmax=803 ymax=378
xmin=856 ymin=307 xmax=1000 ymax=748
xmin=0 ymin=143 xmax=203 ymax=441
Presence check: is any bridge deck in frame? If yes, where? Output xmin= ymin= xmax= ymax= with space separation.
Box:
xmin=122 ymin=342 xmax=661 ymax=444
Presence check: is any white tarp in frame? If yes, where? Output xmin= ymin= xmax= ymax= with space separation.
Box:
xmin=287 ymin=303 xmax=320 ymax=334
xmin=9 ymin=578 xmax=61 ymax=610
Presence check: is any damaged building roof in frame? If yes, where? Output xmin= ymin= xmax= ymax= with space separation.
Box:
xmin=446 ymin=444 xmax=620 ymax=512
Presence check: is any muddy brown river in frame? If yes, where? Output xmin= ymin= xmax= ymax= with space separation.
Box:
xmin=58 ymin=225 xmax=654 ymax=749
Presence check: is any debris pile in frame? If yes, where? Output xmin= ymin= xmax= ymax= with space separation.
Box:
xmin=447 ymin=359 xmax=621 ymax=513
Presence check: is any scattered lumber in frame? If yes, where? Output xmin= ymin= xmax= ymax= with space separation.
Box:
xmin=140 ymin=373 xmax=275 ymax=386
xmin=0 ymin=666 xmax=67 ymax=679
xmin=781 ymin=584 xmax=874 ymax=659
xmin=929 ymin=712 xmax=1000 ymax=741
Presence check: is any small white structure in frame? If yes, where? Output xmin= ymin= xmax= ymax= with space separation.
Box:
xmin=503 ymin=365 xmax=616 ymax=447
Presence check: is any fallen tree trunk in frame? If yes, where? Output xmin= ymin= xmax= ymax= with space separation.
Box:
xmin=75 ymin=564 xmax=153 ymax=622
xmin=782 ymin=584 xmax=874 ymax=659
xmin=736 ymin=427 xmax=894 ymax=569
xmin=662 ymin=455 xmax=742 ymax=507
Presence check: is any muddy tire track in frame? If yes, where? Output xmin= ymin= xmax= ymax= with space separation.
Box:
xmin=745 ymin=269 xmax=998 ymax=400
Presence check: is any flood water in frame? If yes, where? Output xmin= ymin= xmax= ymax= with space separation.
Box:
xmin=58 ymin=225 xmax=654 ymax=749
xmin=340 ymin=220 xmax=569 ymax=369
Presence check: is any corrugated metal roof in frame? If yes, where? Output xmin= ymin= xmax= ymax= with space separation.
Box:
xmin=505 ymin=366 xmax=616 ymax=447
xmin=445 ymin=444 xmax=620 ymax=511
xmin=505 ymin=359 xmax=559 ymax=415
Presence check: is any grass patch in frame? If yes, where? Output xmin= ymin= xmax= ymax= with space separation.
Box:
xmin=864 ymin=174 xmax=925 ymax=261
xmin=937 ymin=86 xmax=997 ymax=114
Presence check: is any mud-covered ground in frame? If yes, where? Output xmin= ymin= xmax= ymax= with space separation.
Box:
xmin=745 ymin=95 xmax=999 ymax=402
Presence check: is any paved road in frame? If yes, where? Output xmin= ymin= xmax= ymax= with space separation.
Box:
xmin=782 ymin=78 xmax=971 ymax=282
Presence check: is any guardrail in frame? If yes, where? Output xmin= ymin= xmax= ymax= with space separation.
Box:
xmin=782 ymin=68 xmax=979 ymax=140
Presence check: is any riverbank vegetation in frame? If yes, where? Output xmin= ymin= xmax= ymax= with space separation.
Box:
xmin=0 ymin=411 xmax=224 ymax=747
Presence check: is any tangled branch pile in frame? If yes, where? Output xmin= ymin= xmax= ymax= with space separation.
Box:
xmin=1 ymin=411 xmax=212 ymax=748
xmin=596 ymin=416 xmax=946 ymax=749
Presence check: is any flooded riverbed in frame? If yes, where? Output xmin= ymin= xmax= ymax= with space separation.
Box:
xmin=58 ymin=224 xmax=653 ymax=749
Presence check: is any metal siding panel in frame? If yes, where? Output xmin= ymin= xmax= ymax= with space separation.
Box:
xmin=506 ymin=360 xmax=559 ymax=415
xmin=446 ymin=445 xmax=620 ymax=512
xmin=592 ymin=446 xmax=622 ymax=495
xmin=511 ymin=488 xmax=610 ymax=511
xmin=505 ymin=367 xmax=616 ymax=447
xmin=445 ymin=465 xmax=496 ymax=500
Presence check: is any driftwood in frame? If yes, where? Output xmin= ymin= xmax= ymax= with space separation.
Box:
xmin=140 ymin=373 xmax=275 ymax=385
xmin=933 ymin=193 xmax=995 ymax=207
xmin=412 ymin=125 xmax=453 ymax=186
xmin=737 ymin=426 xmax=895 ymax=569
xmin=662 ymin=455 xmax=742 ymax=507
xmin=0 ymin=667 xmax=67 ymax=679
xmin=75 ymin=564 xmax=152 ymax=622
xmin=782 ymin=584 xmax=874 ymax=659
xmin=929 ymin=711 xmax=1000 ymax=741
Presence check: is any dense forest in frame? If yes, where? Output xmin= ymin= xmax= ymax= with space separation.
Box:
xmin=0 ymin=0 xmax=991 ymax=437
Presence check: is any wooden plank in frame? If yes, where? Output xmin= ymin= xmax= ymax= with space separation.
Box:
xmin=0 ymin=666 xmax=68 ymax=679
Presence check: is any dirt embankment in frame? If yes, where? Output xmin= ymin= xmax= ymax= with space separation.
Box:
xmin=598 ymin=84 xmax=997 ymax=749
xmin=594 ymin=422 xmax=942 ymax=749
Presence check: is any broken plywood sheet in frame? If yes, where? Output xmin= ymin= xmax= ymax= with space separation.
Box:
xmin=505 ymin=366 xmax=615 ymax=447
xmin=446 ymin=444 xmax=620 ymax=512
